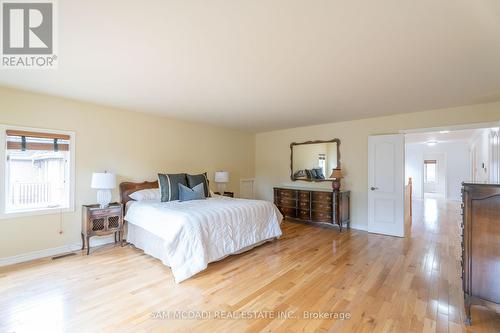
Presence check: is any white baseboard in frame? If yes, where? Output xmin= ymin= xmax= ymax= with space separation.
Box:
xmin=0 ymin=235 xmax=116 ymax=267
xmin=350 ymin=223 xmax=368 ymax=231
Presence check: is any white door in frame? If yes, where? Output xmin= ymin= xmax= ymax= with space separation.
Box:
xmin=240 ymin=179 xmax=255 ymax=199
xmin=368 ymin=134 xmax=405 ymax=237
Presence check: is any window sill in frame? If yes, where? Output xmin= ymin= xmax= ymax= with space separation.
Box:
xmin=0 ymin=206 xmax=74 ymax=219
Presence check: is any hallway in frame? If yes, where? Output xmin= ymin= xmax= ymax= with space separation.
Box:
xmin=408 ymin=196 xmax=500 ymax=332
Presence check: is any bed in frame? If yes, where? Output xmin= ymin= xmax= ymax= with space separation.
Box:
xmin=120 ymin=181 xmax=283 ymax=283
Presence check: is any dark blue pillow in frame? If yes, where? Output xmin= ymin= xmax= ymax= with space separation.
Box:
xmin=158 ymin=173 xmax=187 ymax=202
xmin=178 ymin=183 xmax=206 ymax=202
xmin=186 ymin=173 xmax=210 ymax=197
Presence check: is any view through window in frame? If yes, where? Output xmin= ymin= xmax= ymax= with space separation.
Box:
xmin=424 ymin=160 xmax=437 ymax=184
xmin=5 ymin=130 xmax=71 ymax=213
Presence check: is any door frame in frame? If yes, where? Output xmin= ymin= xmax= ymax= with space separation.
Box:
xmin=400 ymin=121 xmax=500 ymax=135
xmin=379 ymin=121 xmax=500 ymax=237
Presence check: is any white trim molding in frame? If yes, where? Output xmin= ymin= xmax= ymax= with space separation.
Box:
xmin=0 ymin=235 xmax=116 ymax=267
xmin=399 ymin=121 xmax=500 ymax=135
xmin=350 ymin=224 xmax=368 ymax=232
xmin=0 ymin=244 xmax=80 ymax=267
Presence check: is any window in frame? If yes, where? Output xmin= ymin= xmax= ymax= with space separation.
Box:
xmin=424 ymin=160 xmax=437 ymax=184
xmin=318 ymin=154 xmax=326 ymax=177
xmin=1 ymin=126 xmax=75 ymax=217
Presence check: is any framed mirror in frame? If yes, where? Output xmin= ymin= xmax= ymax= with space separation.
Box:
xmin=290 ymin=139 xmax=341 ymax=182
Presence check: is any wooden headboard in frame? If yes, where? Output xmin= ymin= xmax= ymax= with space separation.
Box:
xmin=119 ymin=180 xmax=159 ymax=208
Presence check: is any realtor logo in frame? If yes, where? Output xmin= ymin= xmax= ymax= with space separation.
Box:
xmin=1 ymin=0 xmax=57 ymax=68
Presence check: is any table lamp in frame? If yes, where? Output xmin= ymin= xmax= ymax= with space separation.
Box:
xmin=91 ymin=172 xmax=116 ymax=208
xmin=330 ymin=168 xmax=343 ymax=191
xmin=214 ymin=171 xmax=230 ymax=194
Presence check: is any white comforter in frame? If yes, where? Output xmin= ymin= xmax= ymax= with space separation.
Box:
xmin=125 ymin=196 xmax=283 ymax=283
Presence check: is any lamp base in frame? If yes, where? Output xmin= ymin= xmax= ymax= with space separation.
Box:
xmin=332 ymin=179 xmax=341 ymax=191
xmin=216 ymin=183 xmax=226 ymax=195
xmin=97 ymin=189 xmax=112 ymax=208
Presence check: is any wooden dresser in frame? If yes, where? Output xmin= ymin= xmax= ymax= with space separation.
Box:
xmin=274 ymin=186 xmax=350 ymax=231
xmin=461 ymin=183 xmax=500 ymax=324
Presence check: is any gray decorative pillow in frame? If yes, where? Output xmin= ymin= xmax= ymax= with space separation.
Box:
xmin=178 ymin=183 xmax=206 ymax=202
xmin=313 ymin=168 xmax=325 ymax=179
xmin=186 ymin=173 xmax=210 ymax=197
xmin=158 ymin=173 xmax=187 ymax=202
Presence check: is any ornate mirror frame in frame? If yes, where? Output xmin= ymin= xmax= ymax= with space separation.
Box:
xmin=290 ymin=138 xmax=341 ymax=182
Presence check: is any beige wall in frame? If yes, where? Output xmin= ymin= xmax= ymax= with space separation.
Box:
xmin=255 ymin=102 xmax=500 ymax=230
xmin=1 ymin=85 xmax=499 ymax=259
xmin=0 ymin=87 xmax=255 ymax=259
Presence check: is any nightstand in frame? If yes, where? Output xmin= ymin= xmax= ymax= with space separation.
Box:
xmin=214 ymin=191 xmax=234 ymax=198
xmin=82 ymin=202 xmax=123 ymax=255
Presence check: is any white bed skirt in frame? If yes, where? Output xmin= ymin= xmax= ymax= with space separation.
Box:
xmin=127 ymin=223 xmax=172 ymax=267
xmin=127 ymin=223 xmax=277 ymax=274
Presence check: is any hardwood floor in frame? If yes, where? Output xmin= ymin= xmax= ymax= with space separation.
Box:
xmin=1 ymin=198 xmax=499 ymax=332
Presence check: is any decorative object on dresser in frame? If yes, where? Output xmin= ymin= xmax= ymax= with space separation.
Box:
xmin=214 ymin=191 xmax=234 ymax=198
xmin=91 ymin=172 xmax=116 ymax=208
xmin=274 ymin=186 xmax=350 ymax=231
xmin=330 ymin=168 xmax=343 ymax=191
xmin=290 ymin=139 xmax=341 ymax=182
xmin=461 ymin=182 xmax=500 ymax=325
xmin=82 ymin=202 xmax=124 ymax=255
xmin=214 ymin=171 xmax=230 ymax=194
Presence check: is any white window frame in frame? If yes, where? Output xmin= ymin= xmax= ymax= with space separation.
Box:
xmin=0 ymin=124 xmax=76 ymax=219
xmin=423 ymin=160 xmax=437 ymax=184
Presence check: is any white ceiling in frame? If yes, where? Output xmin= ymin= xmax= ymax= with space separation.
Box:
xmin=405 ymin=128 xmax=483 ymax=144
xmin=1 ymin=0 xmax=500 ymax=132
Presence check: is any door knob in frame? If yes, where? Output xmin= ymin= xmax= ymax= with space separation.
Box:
xmin=370 ymin=187 xmax=379 ymax=191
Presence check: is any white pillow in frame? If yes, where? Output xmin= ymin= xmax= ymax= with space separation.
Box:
xmin=129 ymin=188 xmax=161 ymax=201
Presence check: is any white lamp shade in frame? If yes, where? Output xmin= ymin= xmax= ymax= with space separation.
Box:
xmin=91 ymin=172 xmax=116 ymax=189
xmin=214 ymin=171 xmax=230 ymax=183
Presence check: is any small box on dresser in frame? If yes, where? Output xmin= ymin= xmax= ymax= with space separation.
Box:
xmin=82 ymin=202 xmax=124 ymax=255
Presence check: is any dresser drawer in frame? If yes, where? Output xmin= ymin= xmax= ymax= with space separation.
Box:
xmin=89 ymin=207 xmax=121 ymax=217
xmin=279 ymin=189 xmax=297 ymax=199
xmin=298 ymin=201 xmax=310 ymax=209
xmin=298 ymin=191 xmax=310 ymax=201
xmin=312 ymin=211 xmax=332 ymax=222
xmin=312 ymin=192 xmax=332 ymax=203
xmin=279 ymin=198 xmax=297 ymax=207
xmin=298 ymin=209 xmax=311 ymax=220
xmin=280 ymin=207 xmax=297 ymax=217
xmin=312 ymin=201 xmax=331 ymax=212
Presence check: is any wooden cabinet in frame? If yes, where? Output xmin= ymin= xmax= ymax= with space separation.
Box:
xmin=461 ymin=183 xmax=500 ymax=324
xmin=82 ymin=203 xmax=124 ymax=255
xmin=273 ymin=187 xmax=350 ymax=231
